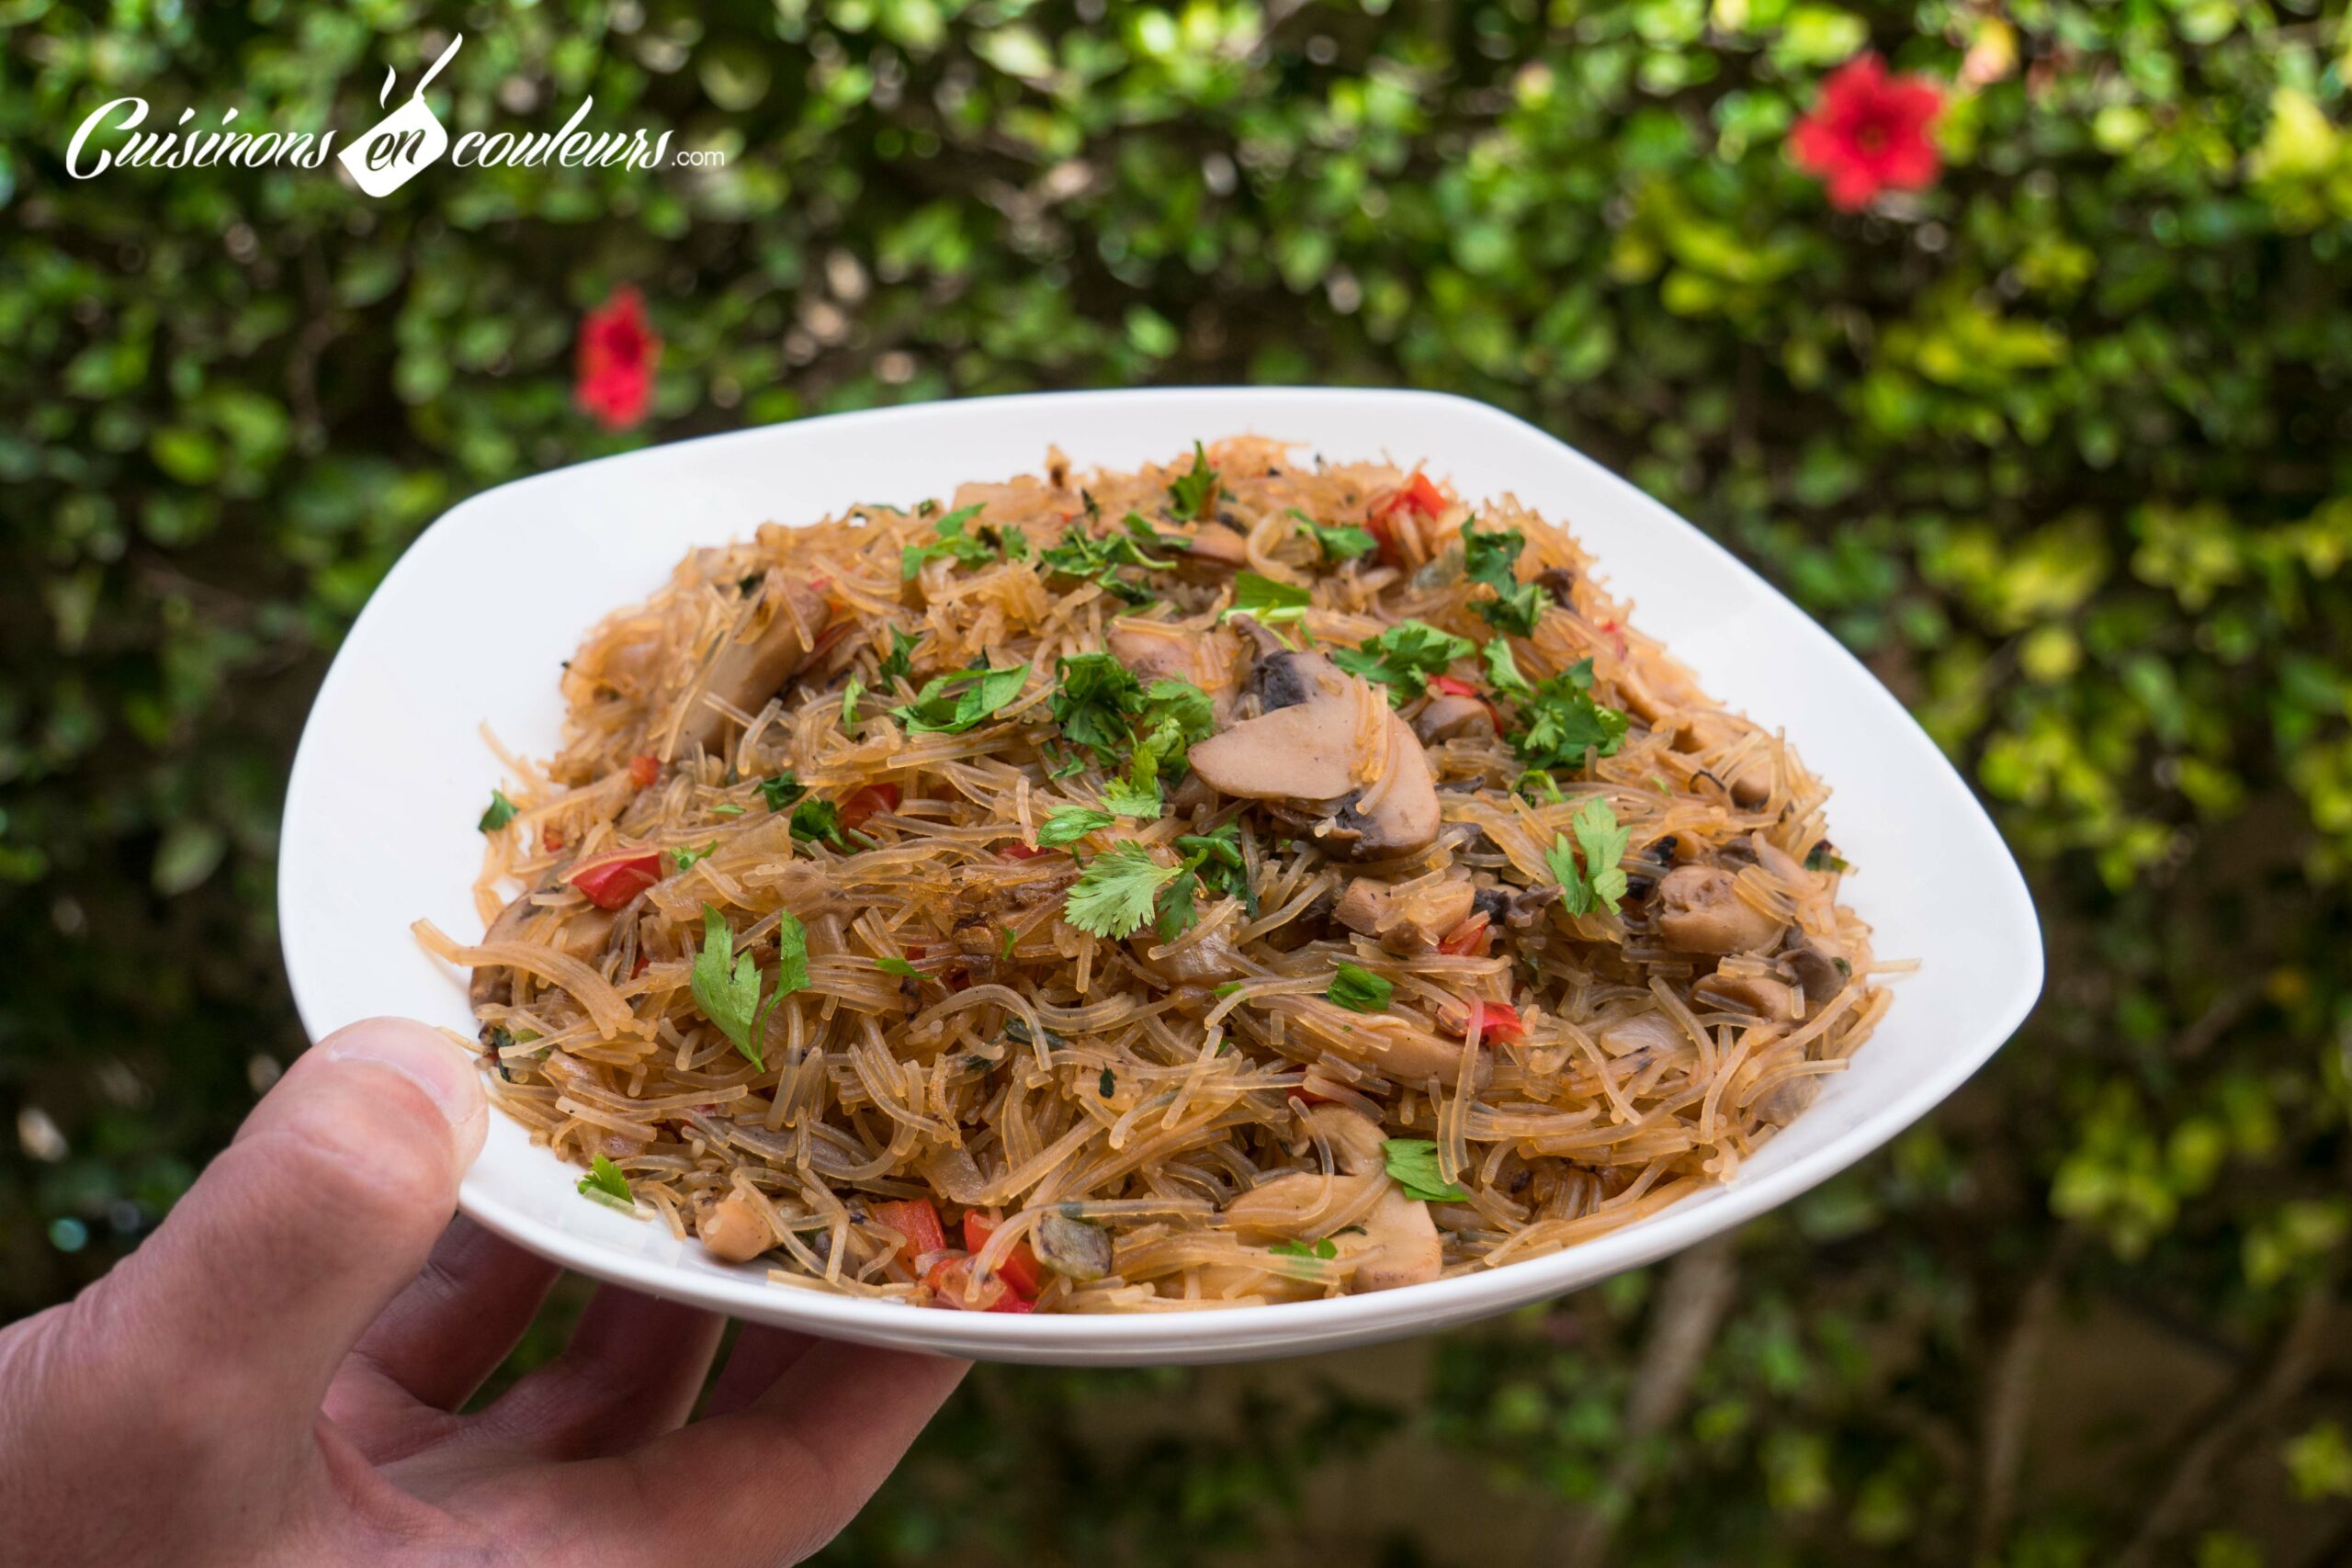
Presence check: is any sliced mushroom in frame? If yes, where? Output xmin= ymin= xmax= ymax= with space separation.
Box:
xmin=1654 ymin=865 xmax=1784 ymax=955
xmin=682 ymin=570 xmax=831 ymax=757
xmin=1130 ymin=926 xmax=1247 ymax=1014
xmin=1332 ymin=874 xmax=1477 ymax=955
xmin=1412 ymin=693 xmax=1495 ymax=745
xmin=1228 ymin=1126 xmax=1442 ymax=1294
xmin=1033 ymin=1213 xmax=1114 ymax=1282
xmin=1165 ymin=522 xmax=1250 ymax=579
xmin=1300 ymin=1104 xmax=1387 ymax=1176
xmin=1594 ymin=1009 xmax=1686 ymax=1060
xmin=1783 ymin=931 xmax=1850 ymax=1004
xmin=1681 ymin=713 xmax=1773 ymax=806
xmin=1188 ymin=635 xmax=1442 ymax=861
xmin=697 ymin=1192 xmax=773 ymax=1264
xmin=470 ymin=887 xmax=616 ymax=1011
xmin=1690 ymin=971 xmax=1801 ymax=1022
xmin=1341 ymin=1183 xmax=1444 ymax=1292
xmin=1106 ymin=621 xmax=1238 ymax=701
xmin=1471 ymin=883 xmax=1560 ymax=930
xmin=1753 ymin=1073 xmax=1823 ymax=1127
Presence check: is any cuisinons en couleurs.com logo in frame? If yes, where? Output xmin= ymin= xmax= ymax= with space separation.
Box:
xmin=338 ymin=34 xmax=462 ymax=197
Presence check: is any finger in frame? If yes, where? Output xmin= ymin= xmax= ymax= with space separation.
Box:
xmin=467 ymin=1285 xmax=726 ymax=1459
xmin=700 ymin=1325 xmax=818 ymax=1420
xmin=331 ymin=1218 xmax=561 ymax=1422
xmin=543 ymin=1342 xmax=967 ymax=1565
xmin=72 ymin=1017 xmax=485 ymax=1435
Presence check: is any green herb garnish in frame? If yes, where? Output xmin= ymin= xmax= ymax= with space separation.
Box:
xmin=1168 ymin=441 xmax=1218 ymax=519
xmin=478 ymin=789 xmax=519 ymax=833
xmin=578 ymin=1153 xmax=634 ymax=1207
xmin=1036 ymin=807 xmax=1117 ymax=847
xmin=1270 ymin=1235 xmax=1340 ymax=1259
xmin=790 ymin=798 xmax=848 ymax=849
xmin=1382 ymin=1138 xmax=1469 ymax=1201
xmin=1227 ymin=570 xmax=1312 ymax=624
xmin=1328 ymin=964 xmax=1394 ymax=1014
xmin=1329 ymin=620 xmax=1477 ymax=704
xmin=1510 ymin=658 xmax=1630 ymax=773
xmin=1546 ymin=796 xmax=1631 ymax=917
xmin=689 ymin=903 xmax=793 ymax=1070
xmin=1062 ymin=841 xmax=1182 ymax=940
xmin=891 ymin=661 xmax=1030 ymax=735
xmin=760 ymin=773 xmax=807 ymax=812
xmin=900 ymin=503 xmax=995 ymax=579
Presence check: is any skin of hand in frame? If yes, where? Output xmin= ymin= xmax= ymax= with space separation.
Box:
xmin=0 ymin=1017 xmax=968 ymax=1568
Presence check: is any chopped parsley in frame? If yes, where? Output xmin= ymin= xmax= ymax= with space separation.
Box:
xmin=1050 ymin=653 xmax=1147 ymax=758
xmin=577 ymin=1153 xmax=634 ymax=1208
xmin=1483 ymin=637 xmax=1532 ymax=699
xmin=1329 ymin=620 xmax=1477 ymax=704
xmin=890 ymin=661 xmax=1030 ymax=735
xmin=1150 ymin=823 xmax=1255 ymax=942
xmin=1036 ymin=806 xmax=1117 ymax=847
xmin=1062 ymin=841 xmax=1182 ymax=940
xmin=790 ymin=798 xmax=848 ymax=849
xmin=1270 ymin=1236 xmax=1340 ymax=1260
xmin=709 ymin=803 xmax=746 ymax=817
xmin=1037 ymin=514 xmax=1180 ymax=605
xmin=1227 ymin=570 xmax=1312 ymax=624
xmin=1510 ymin=659 xmax=1630 ymax=773
xmin=671 ymin=840 xmax=718 ymax=874
xmin=841 ymin=673 xmax=865 ymax=728
xmin=899 ymin=503 xmax=997 ymax=579
xmin=478 ymin=789 xmax=519 ymax=833
xmin=1168 ymin=441 xmax=1218 ymax=519
xmin=759 ymin=773 xmax=808 ymax=812
xmin=1101 ymin=768 xmax=1162 ymax=820
xmin=772 ymin=908 xmax=811 ymax=998
xmin=1462 ymin=524 xmax=1546 ymax=637
xmin=1805 ymin=840 xmax=1849 ymax=874
xmin=1290 ymin=508 xmax=1375 ymax=563
xmin=1328 ymin=964 xmax=1394 ymax=1014
xmin=874 ymin=954 xmax=922 ymax=978
xmin=1382 ymin=1139 xmax=1469 ymax=1202
xmin=689 ymin=903 xmax=795 ymax=1070
xmin=878 ymin=626 xmax=922 ymax=687
xmin=1546 ymin=796 xmax=1631 ymax=917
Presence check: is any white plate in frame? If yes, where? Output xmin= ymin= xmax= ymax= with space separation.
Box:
xmin=279 ymin=387 xmax=2041 ymax=1365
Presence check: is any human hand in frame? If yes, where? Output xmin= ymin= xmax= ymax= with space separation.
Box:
xmin=0 ymin=1017 xmax=967 ymax=1567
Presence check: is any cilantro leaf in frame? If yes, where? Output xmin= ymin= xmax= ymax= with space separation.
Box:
xmin=874 ymin=954 xmax=922 ymax=978
xmin=1382 ymin=1138 xmax=1469 ymax=1202
xmin=1139 ymin=678 xmax=1215 ymax=747
xmin=1548 ymin=796 xmax=1632 ymax=917
xmin=1462 ymin=524 xmax=1546 ymax=637
xmin=478 ymin=789 xmax=520 ymax=833
xmin=1062 ymin=842 xmax=1182 ymax=940
xmin=690 ymin=904 xmax=768 ymax=1068
xmin=1176 ymin=824 xmax=1256 ymax=916
xmin=671 ymin=840 xmax=718 ymax=873
xmin=1329 ymin=620 xmax=1477 ymax=704
xmin=1289 ymin=508 xmax=1375 ymax=563
xmin=1036 ymin=807 xmax=1116 ymax=847
xmin=759 ymin=773 xmax=807 ymax=812
xmin=578 ymin=1153 xmax=634 ymax=1207
xmin=1227 ymin=570 xmax=1312 ymax=624
xmin=1101 ymin=768 xmax=1162 ymax=820
xmin=1510 ymin=659 xmax=1630 ymax=773
xmin=1270 ymin=1236 xmax=1340 ymax=1259
xmin=1168 ymin=440 xmax=1218 ymax=520
xmin=890 ymin=661 xmax=1030 ymax=735
xmin=1152 ymin=864 xmax=1201 ymax=942
xmin=772 ymin=909 xmax=811 ymax=998
xmin=1328 ymin=963 xmax=1394 ymax=1014
xmin=899 ymin=503 xmax=995 ymax=579
xmin=1050 ymin=653 xmax=1147 ymax=757
xmin=1036 ymin=518 xmax=1176 ymax=604
xmin=878 ymin=626 xmax=922 ymax=687
xmin=1483 ymin=637 xmax=1533 ymax=700
xmin=790 ymin=798 xmax=848 ymax=849
xmin=841 ymin=673 xmax=865 ymax=728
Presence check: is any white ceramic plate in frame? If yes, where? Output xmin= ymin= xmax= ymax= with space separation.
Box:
xmin=279 ymin=387 xmax=2041 ymax=1365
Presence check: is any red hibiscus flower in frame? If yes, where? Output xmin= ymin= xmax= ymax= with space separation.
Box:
xmin=1790 ymin=54 xmax=1946 ymax=211
xmin=575 ymin=286 xmax=660 ymax=431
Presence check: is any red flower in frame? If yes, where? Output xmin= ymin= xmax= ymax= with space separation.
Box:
xmin=1790 ymin=55 xmax=1945 ymax=211
xmin=575 ymin=286 xmax=660 ymax=431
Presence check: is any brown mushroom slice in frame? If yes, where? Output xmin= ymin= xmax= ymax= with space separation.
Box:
xmin=469 ymin=888 xmax=616 ymax=1011
xmin=1163 ymin=522 xmax=1250 ymax=579
xmin=680 ymin=571 xmax=831 ymax=757
xmin=1340 ymin=1183 xmax=1444 ymax=1292
xmin=1129 ymin=926 xmax=1247 ymax=1015
xmin=1471 ymin=883 xmax=1561 ymax=930
xmin=1681 ymin=713 xmax=1773 ymax=806
xmin=1783 ymin=931 xmax=1850 ymax=1005
xmin=1106 ymin=621 xmax=1238 ymax=699
xmin=1654 ymin=865 xmax=1784 ymax=955
xmin=1753 ymin=1073 xmax=1823 ymax=1127
xmin=1690 ymin=971 xmax=1801 ymax=1022
xmin=1412 ymin=693 xmax=1494 ymax=745
xmin=1332 ymin=874 xmax=1477 ymax=955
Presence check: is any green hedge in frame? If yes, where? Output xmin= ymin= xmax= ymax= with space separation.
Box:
xmin=5 ymin=0 xmax=2351 ymax=1560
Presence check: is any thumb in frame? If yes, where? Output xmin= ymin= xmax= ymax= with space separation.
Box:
xmin=81 ymin=1017 xmax=487 ymax=1432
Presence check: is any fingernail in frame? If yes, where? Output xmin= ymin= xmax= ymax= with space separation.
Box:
xmin=322 ymin=1020 xmax=482 ymax=1125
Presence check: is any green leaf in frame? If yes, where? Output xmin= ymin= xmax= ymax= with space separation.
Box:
xmin=478 ymin=788 xmax=520 ymax=833
xmin=577 ymin=1153 xmax=635 ymax=1206
xmin=1036 ymin=807 xmax=1116 ymax=846
xmin=1228 ymin=570 xmax=1312 ymax=624
xmin=671 ymin=840 xmax=718 ymax=873
xmin=1547 ymin=796 xmax=1631 ymax=917
xmin=1483 ymin=637 xmax=1533 ymax=700
xmin=841 ymin=673 xmax=865 ymax=728
xmin=1382 ymin=1138 xmax=1468 ymax=1201
xmin=1101 ymin=767 xmax=1161 ymax=820
xmin=899 ymin=503 xmax=995 ymax=579
xmin=1291 ymin=508 xmax=1376 ymax=562
xmin=771 ymin=909 xmax=810 ymax=999
xmin=759 ymin=773 xmax=807 ymax=812
xmin=1270 ymin=1235 xmax=1340 ymax=1259
xmin=790 ymin=798 xmax=847 ymax=850
xmin=1062 ymin=841 xmax=1181 ymax=939
xmin=1511 ymin=660 xmax=1630 ymax=773
xmin=875 ymin=954 xmax=922 ymax=977
xmin=1168 ymin=440 xmax=1218 ymax=519
xmin=1329 ymin=620 xmax=1477 ymax=703
xmin=1463 ymin=524 xmax=1544 ymax=636
xmin=690 ymin=905 xmax=767 ymax=1068
xmin=878 ymin=626 xmax=922 ymax=686
xmin=1050 ymin=653 xmax=1147 ymax=757
xmin=891 ymin=661 xmax=1030 ymax=734
xmin=1328 ymin=963 xmax=1394 ymax=1014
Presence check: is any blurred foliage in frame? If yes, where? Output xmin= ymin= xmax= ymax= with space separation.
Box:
xmin=6 ymin=0 xmax=2352 ymax=1561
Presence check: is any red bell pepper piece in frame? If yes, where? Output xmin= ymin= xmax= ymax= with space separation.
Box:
xmin=1464 ymin=1000 xmax=1524 ymax=1041
xmin=1437 ymin=913 xmax=1493 ymax=958
xmin=842 ymin=783 xmax=900 ymax=829
xmin=568 ymin=851 xmax=662 ymax=910
xmin=628 ymin=753 xmax=661 ymax=788
xmin=962 ymin=1210 xmax=1045 ymax=1301
xmin=999 ymin=841 xmax=1055 ymax=860
xmin=871 ymin=1197 xmax=947 ymax=1259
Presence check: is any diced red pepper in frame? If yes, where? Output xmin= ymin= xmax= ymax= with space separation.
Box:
xmin=568 ymin=851 xmax=662 ymax=910
xmin=1437 ymin=913 xmax=1493 ymax=958
xmin=1391 ymin=468 xmax=1451 ymax=520
xmin=842 ymin=783 xmax=900 ymax=829
xmin=1364 ymin=468 xmax=1452 ymax=568
xmin=628 ymin=753 xmax=661 ymax=788
xmin=871 ymin=1197 xmax=947 ymax=1259
xmin=541 ymin=828 xmax=564 ymax=852
xmin=999 ymin=841 xmax=1056 ymax=861
xmin=989 ymin=1292 xmax=1036 ymax=1314
xmin=962 ymin=1210 xmax=1045 ymax=1300
xmin=1462 ymin=1000 xmax=1524 ymax=1042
